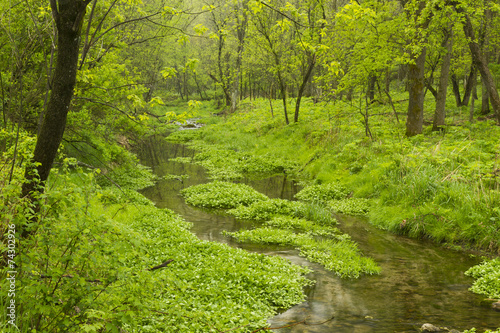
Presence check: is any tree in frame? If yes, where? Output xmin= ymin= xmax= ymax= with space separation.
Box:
xmin=404 ymin=0 xmax=430 ymax=137
xmin=453 ymin=2 xmax=500 ymax=124
xmin=432 ymin=29 xmax=452 ymax=131
xmin=21 ymin=0 xmax=91 ymax=217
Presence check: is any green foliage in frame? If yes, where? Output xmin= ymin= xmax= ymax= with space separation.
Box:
xmin=465 ymin=258 xmax=500 ymax=299
xmin=98 ymin=162 xmax=157 ymax=190
xmin=265 ymin=216 xmax=339 ymax=237
xmin=165 ymin=130 xmax=202 ymax=143
xmin=225 ymin=227 xmax=380 ymax=278
xmin=185 ymin=142 xmax=297 ymax=181
xmin=180 ymin=181 xmax=268 ymax=208
xmin=328 ymin=198 xmax=371 ymax=216
xmin=227 ymin=198 xmax=307 ymax=221
xmin=295 ymin=182 xmax=349 ymax=203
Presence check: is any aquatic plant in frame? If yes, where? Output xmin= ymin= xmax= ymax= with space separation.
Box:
xmin=227 ymin=198 xmax=307 ymax=220
xmin=465 ymin=258 xmax=500 ymax=299
xmin=165 ymin=129 xmax=202 ymax=143
xmin=180 ymin=181 xmax=268 ymax=208
xmin=295 ymin=182 xmax=349 ymax=203
xmin=225 ymin=227 xmax=379 ymax=278
xmin=328 ymin=198 xmax=371 ymax=216
xmin=265 ymin=216 xmax=340 ymax=237
xmin=0 ymin=165 xmax=312 ymax=332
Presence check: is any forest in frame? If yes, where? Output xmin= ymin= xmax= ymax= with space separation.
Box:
xmin=0 ymin=0 xmax=499 ymax=332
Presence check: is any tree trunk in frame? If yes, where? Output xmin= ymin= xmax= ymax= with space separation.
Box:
xmin=469 ymin=74 xmax=477 ymax=122
xmin=432 ymin=32 xmax=452 ymax=131
xmin=481 ymin=80 xmax=490 ymax=114
xmin=294 ymin=54 xmax=316 ymax=122
xmin=461 ymin=65 xmax=476 ymax=106
xmin=456 ymin=7 xmax=500 ymax=124
xmin=367 ymin=74 xmax=377 ymax=103
xmin=406 ymin=47 xmax=427 ymax=136
xmin=279 ymin=78 xmax=289 ymax=125
xmin=451 ymin=73 xmax=462 ymax=107
xmin=230 ymin=1 xmax=248 ymax=113
xmin=21 ymin=0 xmax=90 ymax=231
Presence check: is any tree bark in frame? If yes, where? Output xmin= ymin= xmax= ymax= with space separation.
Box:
xmin=481 ymin=79 xmax=490 ymax=114
xmin=406 ymin=47 xmax=427 ymax=136
xmin=405 ymin=0 xmax=429 ymax=137
xmin=230 ymin=0 xmax=248 ymax=113
xmin=432 ymin=32 xmax=452 ymax=131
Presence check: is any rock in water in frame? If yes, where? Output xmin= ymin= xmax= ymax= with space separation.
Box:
xmin=421 ymin=323 xmax=444 ymax=332
xmin=493 ymin=301 xmax=500 ymax=311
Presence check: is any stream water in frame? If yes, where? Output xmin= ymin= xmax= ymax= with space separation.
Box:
xmin=136 ymin=135 xmax=499 ymax=332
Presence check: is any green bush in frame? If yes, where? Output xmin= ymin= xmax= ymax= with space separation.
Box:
xmin=180 ymin=181 xmax=268 ymax=208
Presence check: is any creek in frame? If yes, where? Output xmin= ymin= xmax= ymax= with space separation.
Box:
xmin=136 ymin=135 xmax=499 ymax=333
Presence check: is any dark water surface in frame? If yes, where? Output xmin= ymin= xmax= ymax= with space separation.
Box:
xmin=137 ymin=135 xmax=499 ymax=332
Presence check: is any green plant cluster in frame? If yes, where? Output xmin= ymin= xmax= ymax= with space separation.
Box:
xmin=97 ymin=162 xmax=157 ymax=190
xmin=0 ymin=164 xmax=312 ymax=332
xmin=265 ymin=216 xmax=339 ymax=237
xmin=328 ymin=198 xmax=371 ymax=216
xmin=180 ymin=181 xmax=268 ymax=208
xmin=180 ymin=180 xmax=377 ymax=277
xmin=224 ymin=227 xmax=379 ymax=278
xmin=227 ymin=198 xmax=308 ymax=221
xmin=295 ymin=182 xmax=349 ymax=202
xmin=165 ymin=129 xmax=202 ymax=143
xmin=165 ymin=130 xmax=298 ymax=180
xmin=465 ymin=258 xmax=500 ymax=299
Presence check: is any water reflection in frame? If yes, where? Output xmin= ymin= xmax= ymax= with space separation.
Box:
xmin=136 ymin=136 xmax=499 ymax=333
